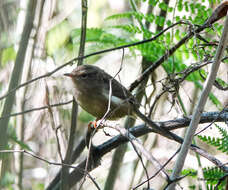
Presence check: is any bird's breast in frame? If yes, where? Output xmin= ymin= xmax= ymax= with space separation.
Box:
xmin=73 ymin=86 xmax=132 ymax=120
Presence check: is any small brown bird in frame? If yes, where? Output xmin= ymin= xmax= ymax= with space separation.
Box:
xmin=64 ymin=65 xmax=176 ymax=150
xmin=64 ymin=64 xmax=135 ymax=124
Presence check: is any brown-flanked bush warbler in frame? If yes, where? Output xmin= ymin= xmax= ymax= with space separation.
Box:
xmin=64 ymin=64 xmax=135 ymax=127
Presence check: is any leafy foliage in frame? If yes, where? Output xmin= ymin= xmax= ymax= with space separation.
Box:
xmin=67 ymin=0 xmax=225 ymax=113
xmin=203 ymin=167 xmax=226 ymax=189
xmin=180 ymin=168 xmax=197 ymax=178
xmin=105 ymin=11 xmax=145 ymax=21
xmin=71 ymin=28 xmax=129 ymax=46
xmin=179 ymin=167 xmax=226 ymax=189
xmin=46 ymin=21 xmax=72 ymax=55
xmin=198 ymin=124 xmax=228 ymax=154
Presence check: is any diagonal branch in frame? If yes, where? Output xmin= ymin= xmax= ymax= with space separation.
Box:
xmin=167 ymin=11 xmax=228 ymax=190
xmin=45 ymin=109 xmax=228 ymax=189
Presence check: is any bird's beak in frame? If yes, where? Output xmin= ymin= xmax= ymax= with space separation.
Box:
xmin=64 ymin=73 xmax=74 ymax=78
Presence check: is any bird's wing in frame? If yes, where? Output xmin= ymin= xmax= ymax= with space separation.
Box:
xmin=101 ymin=71 xmax=133 ymax=101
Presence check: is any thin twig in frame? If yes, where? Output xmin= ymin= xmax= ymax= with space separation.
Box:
xmin=112 ymin=125 xmax=151 ymax=189
xmin=0 ymin=149 xmax=100 ymax=190
xmin=0 ymin=21 xmax=189 ymax=102
xmin=76 ymin=0 xmax=90 ymax=189
xmin=133 ymin=149 xmax=179 ymax=190
xmin=0 ymin=100 xmax=73 ymax=120
xmin=46 ymin=109 xmax=228 ymax=189
xmin=45 ymin=84 xmax=63 ymax=162
xmin=129 ymin=22 xmax=210 ymax=92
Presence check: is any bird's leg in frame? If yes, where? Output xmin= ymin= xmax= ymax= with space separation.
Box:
xmin=88 ymin=118 xmax=104 ymax=129
xmin=88 ymin=120 xmax=98 ymax=129
xmin=86 ymin=118 xmax=100 ymax=148
xmin=86 ymin=118 xmax=106 ymax=149
xmin=85 ymin=119 xmax=101 ymax=168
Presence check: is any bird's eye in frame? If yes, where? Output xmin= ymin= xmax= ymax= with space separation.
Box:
xmin=80 ymin=73 xmax=88 ymax=79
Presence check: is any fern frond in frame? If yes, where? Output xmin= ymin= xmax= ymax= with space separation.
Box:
xmin=198 ymin=125 xmax=228 ymax=154
xmin=203 ymin=167 xmax=226 ymax=188
xmin=203 ymin=167 xmax=225 ymax=180
xmin=217 ymin=124 xmax=228 ymax=139
xmin=107 ymin=24 xmax=142 ymax=34
xmin=216 ymin=124 xmax=228 ymax=153
xmin=144 ymin=14 xmax=155 ymax=23
xmin=137 ymin=41 xmax=166 ymax=61
xmin=105 ymin=11 xmax=144 ymax=21
xmin=71 ymin=28 xmax=127 ymax=46
xmin=198 ymin=135 xmax=221 ymax=147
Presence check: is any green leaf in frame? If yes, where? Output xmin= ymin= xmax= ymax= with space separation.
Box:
xmin=155 ymin=16 xmax=165 ymax=27
xmin=177 ymin=0 xmax=183 ymax=11
xmin=165 ymin=32 xmax=171 ymax=44
xmin=1 ymin=47 xmax=16 ymax=66
xmin=71 ymin=28 xmax=128 ymax=45
xmin=149 ymin=0 xmax=159 ymax=6
xmin=216 ymin=77 xmax=228 ymax=89
xmin=175 ymin=16 xmax=181 ymax=22
xmin=203 ymin=167 xmax=226 ymax=188
xmin=183 ymin=44 xmax=189 ymax=59
xmin=105 ymin=11 xmax=144 ymax=21
xmin=105 ymin=12 xmax=133 ymax=20
xmin=167 ymin=7 xmax=173 ymax=12
xmin=137 ymin=41 xmax=165 ymax=62
xmin=181 ymin=169 xmax=197 ymax=177
xmin=184 ymin=2 xmax=189 ymax=12
xmin=189 ymin=3 xmax=195 ymax=14
xmin=198 ymin=124 xmax=228 ymax=154
xmin=9 ymin=136 xmax=32 ymax=151
xmin=159 ymin=2 xmax=168 ymax=11
xmin=109 ymin=24 xmax=142 ymax=34
xmin=166 ymin=19 xmax=172 ymax=26
xmin=145 ymin=13 xmax=155 ymax=23
xmin=175 ymin=29 xmax=180 ymax=41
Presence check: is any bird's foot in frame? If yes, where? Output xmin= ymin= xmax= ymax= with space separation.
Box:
xmin=88 ymin=120 xmax=98 ymax=129
xmin=88 ymin=120 xmax=104 ymax=130
xmin=86 ymin=119 xmax=103 ymax=148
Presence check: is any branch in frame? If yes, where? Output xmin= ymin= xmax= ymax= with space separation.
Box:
xmin=74 ymin=0 xmax=88 ymax=189
xmin=0 ymin=0 xmax=37 ymax=171
xmin=66 ymin=118 xmax=228 ymax=189
xmin=167 ymin=10 xmax=228 ymax=190
xmin=61 ymin=99 xmax=78 ymax=190
xmin=129 ymin=23 xmax=208 ymax=92
xmin=44 ymin=109 xmax=228 ymax=190
xmin=0 ymin=100 xmax=73 ymax=120
xmin=0 ymin=149 xmax=100 ymax=190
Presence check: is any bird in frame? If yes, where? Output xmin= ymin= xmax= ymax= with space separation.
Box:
xmin=64 ymin=64 xmax=135 ymax=127
xmin=64 ymin=65 xmax=180 ymax=149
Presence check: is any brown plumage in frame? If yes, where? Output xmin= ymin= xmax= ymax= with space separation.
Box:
xmin=64 ymin=64 xmax=134 ymax=120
